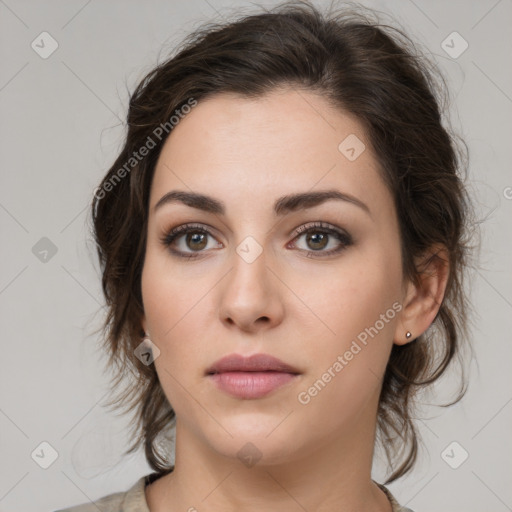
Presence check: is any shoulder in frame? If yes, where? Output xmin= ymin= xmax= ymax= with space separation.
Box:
xmin=53 ymin=474 xmax=151 ymax=512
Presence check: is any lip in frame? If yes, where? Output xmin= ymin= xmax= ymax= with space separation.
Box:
xmin=206 ymin=353 xmax=300 ymax=374
xmin=206 ymin=353 xmax=300 ymax=399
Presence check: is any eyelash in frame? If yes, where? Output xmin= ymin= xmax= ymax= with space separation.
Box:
xmin=160 ymin=221 xmax=353 ymax=260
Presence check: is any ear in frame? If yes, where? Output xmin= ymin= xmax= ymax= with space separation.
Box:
xmin=394 ymin=244 xmax=450 ymax=346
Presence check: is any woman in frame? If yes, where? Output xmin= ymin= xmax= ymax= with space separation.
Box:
xmin=57 ymin=1 xmax=475 ymax=510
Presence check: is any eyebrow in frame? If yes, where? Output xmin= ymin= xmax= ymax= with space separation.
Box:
xmin=153 ymin=189 xmax=371 ymax=217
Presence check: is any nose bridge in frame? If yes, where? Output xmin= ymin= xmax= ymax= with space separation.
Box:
xmin=230 ymin=234 xmax=271 ymax=299
xmin=229 ymin=213 xmax=273 ymax=283
xmin=218 ymin=231 xmax=282 ymax=329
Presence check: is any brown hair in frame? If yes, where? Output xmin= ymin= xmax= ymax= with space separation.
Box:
xmin=91 ymin=0 xmax=477 ymax=483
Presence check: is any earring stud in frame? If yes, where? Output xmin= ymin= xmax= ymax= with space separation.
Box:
xmin=406 ymin=331 xmax=412 ymax=340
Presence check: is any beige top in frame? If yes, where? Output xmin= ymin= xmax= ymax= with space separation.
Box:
xmin=55 ymin=473 xmax=414 ymax=512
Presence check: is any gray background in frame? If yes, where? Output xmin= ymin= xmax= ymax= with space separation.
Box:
xmin=0 ymin=0 xmax=511 ymax=511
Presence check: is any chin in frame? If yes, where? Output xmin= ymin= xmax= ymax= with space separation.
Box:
xmin=198 ymin=417 xmax=303 ymax=467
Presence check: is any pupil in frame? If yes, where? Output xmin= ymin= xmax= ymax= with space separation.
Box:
xmin=307 ymin=232 xmax=327 ymax=250
xmin=188 ymin=232 xmax=207 ymax=250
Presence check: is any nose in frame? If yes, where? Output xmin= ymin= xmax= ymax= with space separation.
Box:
xmin=218 ymin=243 xmax=285 ymax=333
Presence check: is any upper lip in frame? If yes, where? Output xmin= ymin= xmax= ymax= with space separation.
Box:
xmin=206 ymin=353 xmax=300 ymax=375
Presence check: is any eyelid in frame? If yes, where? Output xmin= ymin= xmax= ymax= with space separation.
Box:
xmin=292 ymin=221 xmax=344 ymax=236
xmin=160 ymin=222 xmax=223 ymax=246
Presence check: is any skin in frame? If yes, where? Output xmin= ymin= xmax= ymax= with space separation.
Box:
xmin=140 ymin=87 xmax=449 ymax=512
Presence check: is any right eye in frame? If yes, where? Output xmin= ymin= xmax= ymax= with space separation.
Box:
xmin=160 ymin=223 xmax=223 ymax=259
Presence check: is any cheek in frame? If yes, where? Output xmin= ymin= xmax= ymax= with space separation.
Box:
xmin=295 ymin=249 xmax=401 ymax=341
xmin=141 ymin=257 xmax=210 ymax=418
xmin=290 ymin=244 xmax=403 ymax=410
xmin=294 ymin=260 xmax=401 ymax=432
xmin=141 ymin=245 xmax=212 ymax=332
xmin=141 ymin=251 xmax=206 ymax=370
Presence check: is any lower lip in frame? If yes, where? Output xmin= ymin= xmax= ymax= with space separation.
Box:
xmin=208 ymin=371 xmax=297 ymax=399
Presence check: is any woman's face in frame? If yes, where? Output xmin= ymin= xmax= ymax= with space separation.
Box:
xmin=141 ymin=87 xmax=408 ymax=465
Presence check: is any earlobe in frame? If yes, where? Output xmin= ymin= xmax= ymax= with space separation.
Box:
xmin=395 ymin=244 xmax=450 ymax=346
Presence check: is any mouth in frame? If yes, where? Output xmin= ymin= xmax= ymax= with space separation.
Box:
xmin=205 ymin=353 xmax=301 ymax=399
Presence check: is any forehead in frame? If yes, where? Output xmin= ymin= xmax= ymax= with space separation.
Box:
xmin=150 ymin=88 xmax=391 ymax=218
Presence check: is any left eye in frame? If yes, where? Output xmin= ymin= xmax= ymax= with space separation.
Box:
xmin=288 ymin=222 xmax=353 ymax=257
xmin=161 ymin=221 xmax=352 ymax=259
